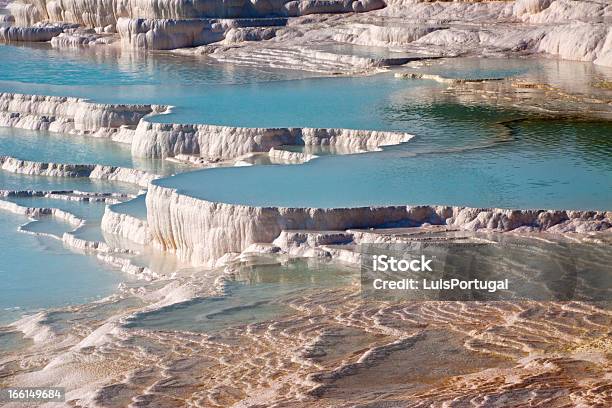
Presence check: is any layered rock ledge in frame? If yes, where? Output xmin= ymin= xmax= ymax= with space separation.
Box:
xmin=0 ymin=92 xmax=415 ymax=160
xmin=145 ymin=180 xmax=611 ymax=265
xmin=0 ymin=155 xmax=159 ymax=187
xmin=131 ymin=121 xmax=413 ymax=159
xmin=3 ymin=1 xmax=611 ymax=71
xmin=0 ymin=24 xmax=62 ymax=41
xmin=0 ymin=189 xmax=156 ymax=278
xmin=7 ymin=0 xmax=384 ymax=28
xmin=0 ymin=92 xmax=167 ymax=139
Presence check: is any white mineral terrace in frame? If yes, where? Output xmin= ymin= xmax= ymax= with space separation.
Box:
xmin=0 ymin=189 xmax=158 ymax=278
xmin=0 ymin=2 xmax=610 ymax=406
xmin=145 ymin=180 xmax=611 ymax=265
xmin=1 ymin=89 xmax=610 ymax=266
xmin=0 ymin=0 xmax=610 ymax=72
xmin=0 ymin=91 xmax=414 ymax=160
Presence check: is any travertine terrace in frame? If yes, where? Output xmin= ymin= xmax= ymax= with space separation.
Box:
xmin=0 ymin=1 xmax=610 ymax=407
xmin=1 ymin=1 xmax=610 ymax=71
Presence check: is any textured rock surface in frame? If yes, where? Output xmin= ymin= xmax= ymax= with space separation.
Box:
xmin=0 ymin=92 xmax=167 ymax=139
xmin=196 ymin=0 xmax=612 ymax=69
xmin=116 ymin=17 xmax=224 ymax=49
xmin=101 ymin=204 xmax=152 ymax=245
xmin=146 ymin=181 xmax=611 ymax=265
xmin=0 ymin=190 xmax=154 ymax=278
xmin=8 ymin=0 xmax=383 ymax=28
xmin=50 ymin=30 xmax=117 ymax=46
xmin=0 ymin=24 xmax=62 ymax=41
xmin=5 ymin=1 xmax=610 ymax=69
xmin=0 ymin=155 xmax=158 ymax=187
xmin=131 ymin=121 xmax=413 ymax=159
xmin=0 ymin=92 xmax=413 ymax=162
xmin=116 ymin=17 xmax=288 ymax=49
xmin=268 ymin=147 xmax=317 ymax=163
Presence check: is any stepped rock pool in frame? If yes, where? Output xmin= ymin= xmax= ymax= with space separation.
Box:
xmin=0 ymin=43 xmax=610 ymax=326
xmin=155 ymin=116 xmax=612 ymax=210
xmin=0 ymin=211 xmax=129 ymax=324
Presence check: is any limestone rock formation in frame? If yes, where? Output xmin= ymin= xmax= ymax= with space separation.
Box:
xmin=145 ymin=179 xmax=611 ymax=265
xmin=0 ymin=155 xmax=158 ymax=187
xmin=101 ymin=204 xmax=152 ymax=245
xmin=7 ymin=0 xmax=384 ymax=28
xmin=0 ymin=23 xmax=62 ymax=41
xmin=131 ymin=121 xmax=413 ymax=159
xmin=116 ymin=18 xmax=225 ymax=49
xmin=0 ymin=92 xmax=167 ymax=137
xmin=0 ymin=92 xmax=413 ymax=161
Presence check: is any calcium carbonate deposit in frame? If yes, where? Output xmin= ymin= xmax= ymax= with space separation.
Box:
xmin=0 ymin=1 xmax=610 ymax=407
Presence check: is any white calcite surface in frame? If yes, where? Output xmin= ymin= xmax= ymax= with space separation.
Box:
xmin=100 ymin=204 xmax=152 ymax=245
xmin=0 ymin=92 xmax=413 ymax=160
xmin=0 ymin=155 xmax=158 ymax=187
xmin=8 ymin=0 xmax=383 ymax=28
xmin=4 ymin=1 xmax=611 ymax=69
xmin=116 ymin=17 xmax=284 ymax=49
xmin=199 ymin=0 xmax=612 ymax=69
xmin=145 ymin=181 xmax=611 ymax=265
xmin=0 ymin=92 xmax=167 ymax=139
xmin=131 ymin=121 xmax=413 ymax=159
xmin=0 ymin=189 xmax=155 ymax=278
xmin=50 ymin=30 xmax=117 ymax=46
xmin=0 ymin=24 xmax=62 ymax=41
xmin=0 ymin=196 xmax=83 ymax=228
xmin=268 ymin=147 xmax=317 ymax=164
xmin=116 ymin=17 xmax=225 ymax=49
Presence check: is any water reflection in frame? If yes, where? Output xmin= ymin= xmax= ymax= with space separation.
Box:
xmin=124 ymin=258 xmax=356 ymax=333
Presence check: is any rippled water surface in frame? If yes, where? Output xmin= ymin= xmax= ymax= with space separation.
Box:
xmin=125 ymin=259 xmax=356 ymax=333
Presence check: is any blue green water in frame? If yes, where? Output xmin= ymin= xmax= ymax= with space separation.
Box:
xmin=3 ymin=196 xmax=108 ymax=220
xmin=109 ymin=194 xmax=147 ymax=220
xmin=6 ymin=44 xmax=608 ymax=129
xmin=157 ymin=116 xmax=612 ymax=210
xmin=3 ymin=44 xmax=607 ymax=209
xmin=0 ymin=42 xmax=610 ymax=325
xmin=0 ymin=127 xmax=184 ymax=175
xmin=0 ymin=212 xmax=128 ymax=324
xmin=0 ymin=171 xmax=140 ymax=194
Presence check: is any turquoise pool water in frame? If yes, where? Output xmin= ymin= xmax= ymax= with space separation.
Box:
xmin=156 ymin=116 xmax=612 ymax=210
xmin=0 ymin=212 xmax=129 ymax=324
xmin=4 ymin=44 xmax=609 ymax=129
xmin=20 ymin=217 xmax=75 ymax=238
xmin=110 ymin=194 xmax=147 ymax=220
xmin=0 ymin=41 xmax=610 ymax=326
xmin=0 ymin=171 xmax=140 ymax=194
xmin=0 ymin=127 xmax=184 ymax=175
xmin=3 ymin=196 xmax=108 ymax=220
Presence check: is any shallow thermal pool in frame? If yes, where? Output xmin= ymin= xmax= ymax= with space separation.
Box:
xmin=0 ymin=43 xmax=610 ymax=326
xmin=124 ymin=259 xmax=356 ymax=333
xmin=0 ymin=212 xmax=130 ymax=324
xmin=108 ymin=194 xmax=147 ymax=220
xmin=0 ymin=171 xmax=141 ymax=194
xmin=2 ymin=196 xmax=108 ymax=221
xmin=0 ymin=127 xmax=185 ymax=175
xmin=155 ymin=115 xmax=612 ymax=210
xmin=3 ymin=44 xmax=610 ymax=129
